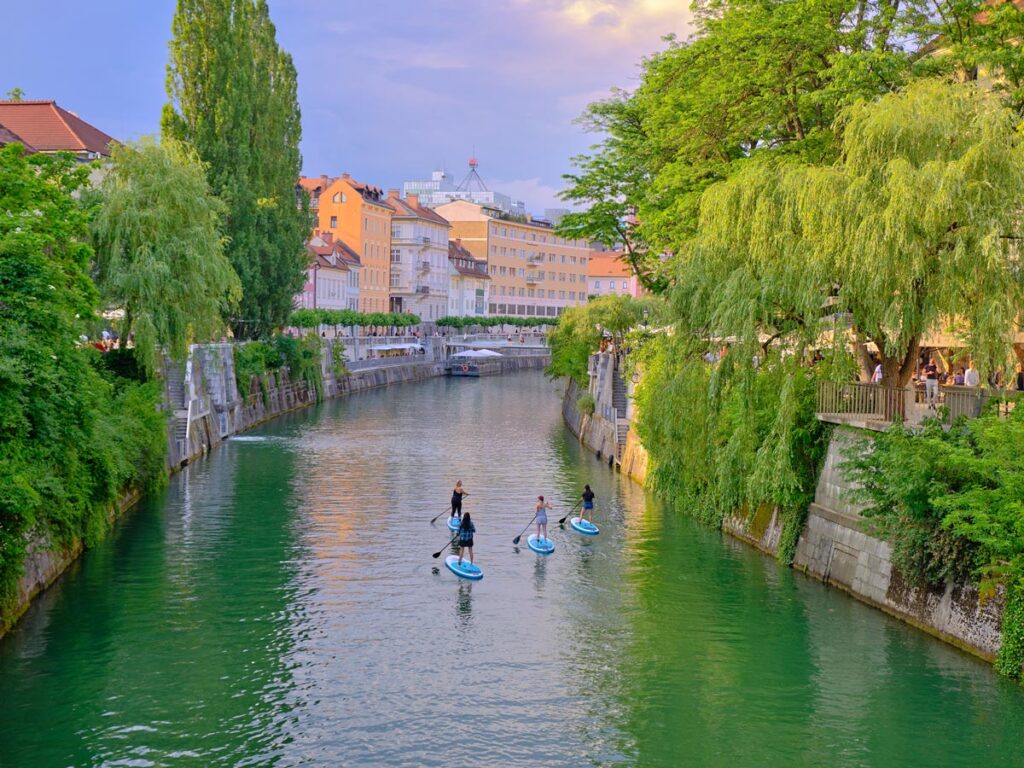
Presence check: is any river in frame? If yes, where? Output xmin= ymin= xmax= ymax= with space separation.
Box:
xmin=2 ymin=371 xmax=1023 ymax=767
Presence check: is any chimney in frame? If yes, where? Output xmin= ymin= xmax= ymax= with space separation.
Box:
xmin=322 ymin=231 xmax=333 ymax=244
xmin=387 ymin=188 xmax=400 ymax=200
xmin=341 ymin=172 xmax=351 ymax=180
xmin=408 ymin=193 xmax=420 ymax=208
xmin=455 ymin=237 xmax=462 ymax=245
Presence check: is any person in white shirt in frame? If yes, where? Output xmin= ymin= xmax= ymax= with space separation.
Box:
xmin=871 ymin=361 xmax=883 ymax=384
xmin=964 ymin=363 xmax=980 ymax=388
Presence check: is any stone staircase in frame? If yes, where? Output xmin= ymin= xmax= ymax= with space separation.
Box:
xmin=612 ymin=366 xmax=629 ymax=460
xmin=165 ymin=363 xmax=190 ymax=459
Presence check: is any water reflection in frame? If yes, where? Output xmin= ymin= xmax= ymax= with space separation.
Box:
xmin=2 ymin=372 xmax=1024 ymax=768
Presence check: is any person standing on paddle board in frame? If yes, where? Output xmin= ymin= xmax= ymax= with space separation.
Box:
xmin=535 ymin=496 xmax=552 ymax=541
xmin=457 ymin=512 xmax=476 ymax=566
xmin=451 ymin=481 xmax=469 ymax=520
xmin=580 ymin=485 xmax=596 ymax=523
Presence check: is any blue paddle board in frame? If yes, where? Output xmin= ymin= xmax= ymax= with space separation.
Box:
xmin=445 ymin=555 xmax=483 ymax=580
xmin=527 ymin=534 xmax=555 ymax=555
xmin=570 ymin=516 xmax=599 ymax=536
xmin=447 ymin=516 xmax=461 ymax=532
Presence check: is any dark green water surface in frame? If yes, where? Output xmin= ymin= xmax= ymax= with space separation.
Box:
xmin=2 ymin=371 xmax=1023 ymax=767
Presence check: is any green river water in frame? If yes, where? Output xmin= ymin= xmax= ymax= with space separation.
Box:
xmin=2 ymin=371 xmax=1023 ymax=767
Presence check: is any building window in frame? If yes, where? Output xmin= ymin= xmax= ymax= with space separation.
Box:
xmin=594 ymin=280 xmax=601 ymax=289
xmin=330 ymin=216 xmax=337 ymax=228
xmin=391 ymin=248 xmax=401 ymax=263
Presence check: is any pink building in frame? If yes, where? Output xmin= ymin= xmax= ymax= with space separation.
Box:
xmin=587 ymin=251 xmax=642 ymax=298
xmin=296 ymin=232 xmax=362 ymax=311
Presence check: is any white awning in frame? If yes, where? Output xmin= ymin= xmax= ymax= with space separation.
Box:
xmin=368 ymin=343 xmax=424 ymax=351
xmin=452 ymin=349 xmax=503 ymax=358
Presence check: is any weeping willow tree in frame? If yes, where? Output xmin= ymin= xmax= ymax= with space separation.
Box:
xmin=92 ymin=138 xmax=241 ymax=375
xmin=633 ymin=78 xmax=1024 ymax=561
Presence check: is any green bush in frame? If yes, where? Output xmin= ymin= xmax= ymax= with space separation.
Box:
xmin=844 ymin=406 xmax=1024 ymax=678
xmin=0 ymin=145 xmax=169 ymax=617
xmin=576 ymin=392 xmax=596 ymax=415
xmin=233 ymin=341 xmax=274 ymax=401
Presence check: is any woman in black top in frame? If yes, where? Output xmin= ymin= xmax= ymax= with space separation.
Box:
xmin=451 ymin=480 xmax=468 ymax=520
xmin=580 ymin=485 xmax=596 ymax=523
xmin=457 ymin=513 xmax=476 ymax=566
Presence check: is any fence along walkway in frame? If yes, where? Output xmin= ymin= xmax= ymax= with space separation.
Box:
xmin=816 ymin=380 xmax=1017 ymax=429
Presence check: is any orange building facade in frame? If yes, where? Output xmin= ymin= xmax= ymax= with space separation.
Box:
xmin=434 ymin=200 xmax=589 ymax=318
xmin=305 ymin=174 xmax=394 ymax=313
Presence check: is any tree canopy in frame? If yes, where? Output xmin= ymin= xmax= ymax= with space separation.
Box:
xmin=560 ymin=0 xmax=1024 ymax=297
xmin=92 ymin=138 xmax=241 ymax=374
xmin=163 ymin=0 xmax=307 ymax=338
xmin=0 ymin=145 xmax=166 ymax=616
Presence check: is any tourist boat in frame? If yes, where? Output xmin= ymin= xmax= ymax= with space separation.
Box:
xmin=447 ymin=349 xmax=503 ymax=378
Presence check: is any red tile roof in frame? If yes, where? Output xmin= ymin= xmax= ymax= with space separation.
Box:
xmin=387 ymin=194 xmax=450 ymax=226
xmin=308 ymin=233 xmax=362 ymax=269
xmin=0 ymin=122 xmax=35 ymax=152
xmin=587 ymin=251 xmax=633 ymax=279
xmin=448 ymin=239 xmax=490 ymax=278
xmin=0 ymin=101 xmax=114 ymax=155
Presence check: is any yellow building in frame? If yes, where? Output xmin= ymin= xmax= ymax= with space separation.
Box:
xmin=304 ymin=173 xmax=394 ymax=313
xmin=433 ymin=200 xmax=589 ymax=318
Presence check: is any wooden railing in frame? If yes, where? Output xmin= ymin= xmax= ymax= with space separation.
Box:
xmin=818 ymin=380 xmax=1018 ymax=426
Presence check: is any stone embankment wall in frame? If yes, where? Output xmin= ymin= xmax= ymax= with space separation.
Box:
xmin=5 ymin=341 xmax=548 ymax=636
xmin=562 ymin=355 xmax=1005 ymax=665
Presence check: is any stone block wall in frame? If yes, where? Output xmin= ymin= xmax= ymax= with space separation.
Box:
xmin=793 ymin=429 xmax=1004 ymax=661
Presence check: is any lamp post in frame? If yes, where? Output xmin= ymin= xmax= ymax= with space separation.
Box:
xmin=311 ymin=261 xmax=320 ymax=309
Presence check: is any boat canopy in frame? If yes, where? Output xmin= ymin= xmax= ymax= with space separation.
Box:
xmin=452 ymin=349 xmax=503 ymax=358
xmin=368 ymin=343 xmax=424 ymax=351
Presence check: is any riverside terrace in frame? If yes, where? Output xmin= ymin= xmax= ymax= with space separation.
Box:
xmin=817 ymin=379 xmax=1021 ymax=431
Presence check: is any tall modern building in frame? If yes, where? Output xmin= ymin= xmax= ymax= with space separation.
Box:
xmin=403 ymin=159 xmax=526 ymax=217
xmin=434 ymin=200 xmax=589 ymax=318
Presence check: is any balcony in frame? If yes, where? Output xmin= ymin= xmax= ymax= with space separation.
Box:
xmin=415 ymin=285 xmax=430 ymax=295
xmin=528 ymin=255 xmax=544 ymax=267
xmin=816 ymin=380 xmax=1019 ymax=430
xmin=526 ymin=272 xmax=543 ymax=285
xmin=418 ymin=260 xmax=431 ymax=272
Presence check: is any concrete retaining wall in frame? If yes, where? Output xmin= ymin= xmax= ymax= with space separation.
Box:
xmin=562 ymin=365 xmax=1007 ymax=666
xmin=792 ymin=429 xmax=1004 ymax=660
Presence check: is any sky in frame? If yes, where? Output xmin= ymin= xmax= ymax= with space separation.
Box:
xmin=1 ymin=1 xmax=692 ymax=214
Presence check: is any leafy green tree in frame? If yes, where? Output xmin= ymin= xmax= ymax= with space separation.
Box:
xmin=0 ymin=145 xmax=166 ymax=617
xmin=676 ymin=79 xmax=1024 ymax=386
xmin=5 ymin=87 xmax=24 ymax=100
xmin=91 ymin=138 xmax=241 ymax=374
xmin=163 ymin=0 xmax=307 ymax=338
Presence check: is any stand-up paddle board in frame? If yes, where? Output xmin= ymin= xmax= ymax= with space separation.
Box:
xmin=445 ymin=555 xmax=483 ymax=580
xmin=447 ymin=516 xmax=461 ymax=532
xmin=527 ymin=534 xmax=555 ymax=554
xmin=570 ymin=517 xmax=599 ymax=536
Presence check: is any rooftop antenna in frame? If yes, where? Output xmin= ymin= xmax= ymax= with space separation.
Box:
xmin=457 ymin=153 xmax=488 ymax=192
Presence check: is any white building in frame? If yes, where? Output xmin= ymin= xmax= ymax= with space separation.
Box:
xmin=296 ymin=232 xmax=361 ymax=311
xmin=447 ymin=238 xmax=490 ymax=317
xmin=403 ymin=160 xmax=527 ymax=217
xmin=386 ymin=191 xmax=450 ymax=321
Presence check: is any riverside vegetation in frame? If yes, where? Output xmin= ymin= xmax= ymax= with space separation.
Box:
xmin=554 ymin=0 xmax=1024 ymax=678
xmin=0 ymin=1 xmax=310 ymax=625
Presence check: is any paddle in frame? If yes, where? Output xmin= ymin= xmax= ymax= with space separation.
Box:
xmin=512 ymin=514 xmax=538 ymax=546
xmin=432 ymin=534 xmax=460 ymax=559
xmin=558 ymin=500 xmax=583 ymax=526
xmin=430 ymin=495 xmax=469 ymax=525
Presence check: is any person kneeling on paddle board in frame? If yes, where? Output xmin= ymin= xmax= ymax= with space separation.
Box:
xmin=535 ymin=496 xmax=552 ymax=542
xmin=451 ymin=480 xmax=469 ymax=520
xmin=580 ymin=485 xmax=596 ymax=523
xmin=457 ymin=513 xmax=476 ymax=566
